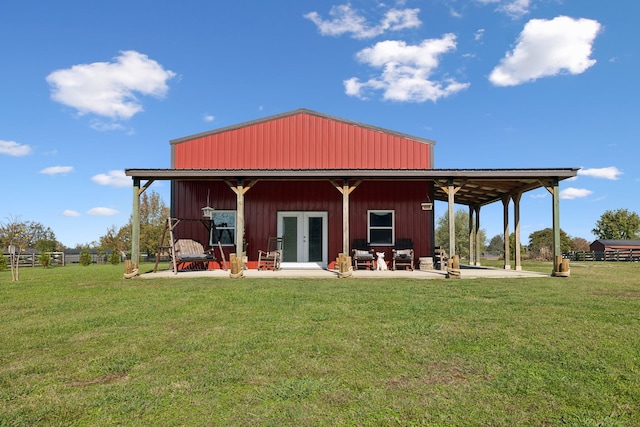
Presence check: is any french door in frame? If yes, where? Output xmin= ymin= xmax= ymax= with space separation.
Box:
xmin=277 ymin=211 xmax=328 ymax=268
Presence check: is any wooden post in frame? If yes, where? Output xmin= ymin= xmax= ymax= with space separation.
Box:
xmin=502 ymin=195 xmax=511 ymax=270
xmin=513 ymin=191 xmax=522 ymax=271
xmin=132 ymin=177 xmax=141 ymax=268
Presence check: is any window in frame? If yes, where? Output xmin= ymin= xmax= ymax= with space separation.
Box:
xmin=209 ymin=211 xmax=236 ymax=246
xmin=368 ymin=210 xmax=394 ymax=245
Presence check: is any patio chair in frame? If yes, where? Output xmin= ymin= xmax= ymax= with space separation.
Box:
xmin=172 ymin=238 xmax=216 ymax=273
xmin=392 ymin=238 xmax=414 ymax=270
xmin=352 ymin=238 xmax=375 ymax=270
xmin=257 ymin=237 xmax=283 ymax=270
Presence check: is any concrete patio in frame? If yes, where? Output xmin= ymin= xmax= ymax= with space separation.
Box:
xmin=138 ymin=265 xmax=549 ymax=280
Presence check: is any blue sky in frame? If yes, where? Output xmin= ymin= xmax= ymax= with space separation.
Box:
xmin=1 ymin=0 xmax=637 ymax=248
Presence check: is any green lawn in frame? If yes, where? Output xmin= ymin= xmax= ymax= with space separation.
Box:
xmin=1 ymin=262 xmax=639 ymax=426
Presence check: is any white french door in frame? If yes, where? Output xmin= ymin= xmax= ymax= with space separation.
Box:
xmin=277 ymin=211 xmax=328 ymax=269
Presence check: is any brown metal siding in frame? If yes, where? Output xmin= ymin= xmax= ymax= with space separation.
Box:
xmin=173 ymin=113 xmax=433 ymax=170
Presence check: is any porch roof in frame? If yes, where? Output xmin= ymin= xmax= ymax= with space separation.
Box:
xmin=125 ymin=167 xmax=578 ymax=207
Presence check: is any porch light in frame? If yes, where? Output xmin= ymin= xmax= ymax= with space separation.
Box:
xmin=421 ymin=193 xmax=433 ymax=211
xmin=202 ymin=205 xmax=215 ymax=218
xmin=202 ymin=190 xmax=215 ymax=218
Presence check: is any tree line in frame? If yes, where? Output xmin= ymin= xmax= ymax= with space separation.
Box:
xmin=1 ymin=191 xmax=169 ymax=260
xmin=2 ymin=192 xmax=639 ymax=264
xmin=435 ymin=208 xmax=640 ymax=261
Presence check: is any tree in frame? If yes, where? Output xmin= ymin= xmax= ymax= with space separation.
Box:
xmin=100 ymin=190 xmax=169 ymax=259
xmin=486 ymin=234 xmax=504 ymax=256
xmin=138 ymin=190 xmax=170 ymax=255
xmin=528 ymin=228 xmax=571 ymax=261
xmin=0 ymin=216 xmax=59 ymax=252
xmin=1 ymin=216 xmax=39 ymax=281
xmin=435 ymin=209 xmax=487 ymax=258
xmin=592 ymin=209 xmax=640 ymax=240
xmin=570 ymin=237 xmax=590 ymax=252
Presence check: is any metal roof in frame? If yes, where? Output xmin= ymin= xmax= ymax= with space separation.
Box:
xmin=125 ymin=167 xmax=579 ymax=207
xmin=170 ymin=108 xmax=436 ymax=146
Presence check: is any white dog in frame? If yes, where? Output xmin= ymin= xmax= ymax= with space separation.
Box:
xmin=376 ymin=252 xmax=387 ymax=271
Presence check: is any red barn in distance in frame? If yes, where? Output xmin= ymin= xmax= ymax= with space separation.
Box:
xmin=126 ymin=109 xmax=578 ymax=273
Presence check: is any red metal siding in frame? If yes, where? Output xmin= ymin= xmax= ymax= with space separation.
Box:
xmin=350 ymin=180 xmax=434 ymax=260
xmin=172 ymin=179 xmax=435 ymax=265
xmin=173 ymin=112 xmax=433 ymax=170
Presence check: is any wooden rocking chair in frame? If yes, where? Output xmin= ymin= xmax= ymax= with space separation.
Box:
xmin=257 ymin=237 xmax=283 ymax=270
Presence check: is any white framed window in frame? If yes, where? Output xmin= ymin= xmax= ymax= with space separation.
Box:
xmin=209 ymin=210 xmax=236 ymax=246
xmin=368 ymin=210 xmax=394 ymax=245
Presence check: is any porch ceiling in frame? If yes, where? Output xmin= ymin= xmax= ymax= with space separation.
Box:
xmin=125 ymin=168 xmax=579 ymax=207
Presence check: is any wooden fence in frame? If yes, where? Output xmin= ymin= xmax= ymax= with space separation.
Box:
xmin=1 ymin=252 xmax=66 ymax=268
xmin=564 ymin=249 xmax=640 ymax=262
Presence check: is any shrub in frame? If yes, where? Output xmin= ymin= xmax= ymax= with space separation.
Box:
xmin=79 ymin=248 xmax=92 ymax=266
xmin=109 ymin=251 xmax=121 ymax=265
xmin=38 ymin=253 xmax=51 ymax=268
xmin=0 ymin=255 xmax=6 ymax=271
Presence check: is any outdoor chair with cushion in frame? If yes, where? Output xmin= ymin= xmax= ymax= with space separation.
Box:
xmin=352 ymin=238 xmax=375 ymax=270
xmin=392 ymin=238 xmax=414 ymax=270
xmin=172 ymin=238 xmax=216 ymax=273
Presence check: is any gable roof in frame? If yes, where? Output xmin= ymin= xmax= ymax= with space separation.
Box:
xmin=170 ymin=109 xmax=435 ymax=170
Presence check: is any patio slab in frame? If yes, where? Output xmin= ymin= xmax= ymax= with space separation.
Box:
xmin=137 ymin=265 xmax=548 ymax=279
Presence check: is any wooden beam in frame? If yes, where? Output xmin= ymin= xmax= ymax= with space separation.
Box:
xmin=138 ymin=179 xmax=155 ymax=196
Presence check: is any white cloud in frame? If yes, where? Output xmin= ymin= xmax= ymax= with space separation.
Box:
xmin=476 ymin=0 xmax=531 ymax=19
xmin=46 ymin=50 xmax=176 ymax=120
xmin=474 ymin=29 xmax=485 ymax=41
xmin=560 ymin=187 xmax=593 ymax=200
xmin=62 ymin=209 xmax=81 ymax=217
xmin=89 ymin=120 xmax=127 ymax=132
xmin=489 ymin=16 xmax=601 ymax=86
xmin=91 ymin=170 xmax=130 ymax=187
xmin=345 ymin=35 xmax=470 ymax=102
xmin=0 ymin=140 xmax=32 ymax=156
xmin=87 ymin=207 xmax=119 ymax=216
xmin=40 ymin=165 xmax=74 ymax=176
xmin=203 ymin=114 xmax=215 ymax=122
xmin=304 ymin=4 xmax=421 ymax=39
xmin=577 ymin=166 xmax=623 ymax=180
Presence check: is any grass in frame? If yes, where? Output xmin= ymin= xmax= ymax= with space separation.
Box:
xmin=1 ymin=262 xmax=639 ymax=426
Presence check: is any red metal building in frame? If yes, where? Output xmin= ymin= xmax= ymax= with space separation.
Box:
xmin=169 ymin=109 xmax=436 ymax=269
xmin=126 ymin=108 xmax=578 ymax=273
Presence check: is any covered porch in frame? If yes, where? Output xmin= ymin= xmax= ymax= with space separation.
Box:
xmin=125 ymin=167 xmax=578 ymax=277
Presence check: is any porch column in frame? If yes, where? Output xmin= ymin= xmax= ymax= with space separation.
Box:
xmin=502 ymin=195 xmax=511 ymax=270
xmin=236 ymin=180 xmax=245 ymax=256
xmin=438 ymin=179 xmax=461 ymax=258
xmin=546 ymin=178 xmax=562 ymax=275
xmin=468 ymin=205 xmax=476 ymax=266
xmin=132 ymin=177 xmax=141 ymax=265
xmin=475 ymin=205 xmax=481 ymax=266
xmin=513 ymin=191 xmax=523 ymax=271
xmin=225 ymin=179 xmax=253 ymax=257
xmin=332 ymin=179 xmax=362 ymax=255
xmin=448 ymin=180 xmax=456 ymax=257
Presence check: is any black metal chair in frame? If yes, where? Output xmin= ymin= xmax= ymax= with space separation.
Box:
xmin=393 ymin=238 xmax=414 ymax=270
xmin=352 ymin=238 xmax=375 ymax=270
